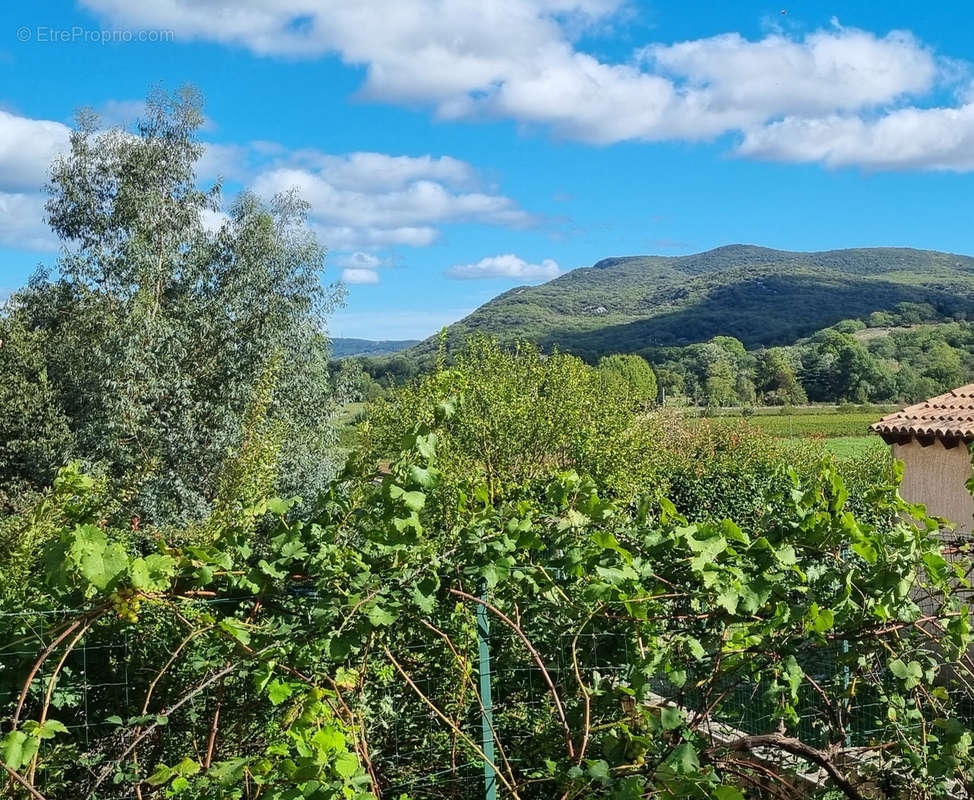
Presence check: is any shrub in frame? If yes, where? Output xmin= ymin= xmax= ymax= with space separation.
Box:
xmin=596 ymin=353 xmax=658 ymax=406
xmin=361 ymin=337 xmax=668 ymax=518
xmin=0 ymin=405 xmax=965 ymax=800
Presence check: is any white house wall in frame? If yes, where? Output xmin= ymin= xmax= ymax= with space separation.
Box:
xmin=893 ymin=439 xmax=974 ymax=534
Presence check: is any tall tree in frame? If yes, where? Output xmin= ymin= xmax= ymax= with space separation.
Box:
xmin=4 ymin=87 xmax=341 ymax=522
xmin=597 ymin=353 xmax=658 ymax=406
xmin=754 ymin=347 xmax=806 ymax=405
xmin=0 ymin=318 xmax=74 ymax=510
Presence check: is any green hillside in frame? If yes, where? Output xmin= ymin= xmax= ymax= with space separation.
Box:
xmin=332 ymin=337 xmax=419 ymax=358
xmin=423 ymin=245 xmax=974 ymax=359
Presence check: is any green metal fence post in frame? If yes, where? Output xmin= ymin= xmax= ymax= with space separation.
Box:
xmin=477 ymin=577 xmax=498 ymax=800
xmin=840 ymin=545 xmax=852 ymax=748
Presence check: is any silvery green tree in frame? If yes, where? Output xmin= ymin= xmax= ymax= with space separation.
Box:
xmin=5 ymin=87 xmax=341 ymax=523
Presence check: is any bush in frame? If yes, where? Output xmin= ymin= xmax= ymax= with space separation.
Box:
xmin=361 ymin=337 xmax=668 ymax=517
xmin=0 ymin=401 xmax=964 ymax=800
xmin=363 ymin=337 xmax=893 ymax=534
xmin=596 ymin=353 xmax=658 ymax=406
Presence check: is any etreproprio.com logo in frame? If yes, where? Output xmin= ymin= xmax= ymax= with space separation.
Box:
xmin=17 ymin=26 xmax=175 ymax=44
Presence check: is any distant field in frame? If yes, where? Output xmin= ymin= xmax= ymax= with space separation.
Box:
xmin=335 ymin=401 xmax=367 ymax=449
xmin=820 ymin=436 xmax=882 ymax=458
xmin=700 ymin=406 xmax=891 ymax=459
xmin=748 ymin=412 xmax=878 ymax=438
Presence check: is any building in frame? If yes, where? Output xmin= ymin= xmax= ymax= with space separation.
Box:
xmin=871 ymin=384 xmax=974 ymax=534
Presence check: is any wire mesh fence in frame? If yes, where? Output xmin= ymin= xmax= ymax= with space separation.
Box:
xmin=5 ymin=543 xmax=974 ymax=800
xmin=1 ymin=607 xmax=137 ymax=798
xmin=1 ymin=598 xmax=261 ymax=799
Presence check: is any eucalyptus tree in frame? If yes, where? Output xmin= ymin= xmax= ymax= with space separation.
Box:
xmin=5 ymin=87 xmax=341 ymax=523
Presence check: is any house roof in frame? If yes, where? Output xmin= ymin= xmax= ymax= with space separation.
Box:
xmin=871 ymin=383 xmax=974 ymax=441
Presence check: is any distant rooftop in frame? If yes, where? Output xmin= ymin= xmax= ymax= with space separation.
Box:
xmin=871 ymin=384 xmax=974 ymax=443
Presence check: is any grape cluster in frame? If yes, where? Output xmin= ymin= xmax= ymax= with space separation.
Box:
xmin=111 ymin=588 xmax=141 ymax=623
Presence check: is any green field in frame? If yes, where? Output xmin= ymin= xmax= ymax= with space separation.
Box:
xmin=821 ymin=436 xmax=882 ymax=457
xmin=703 ymin=407 xmax=890 ymax=458
xmin=335 ymin=401 xmax=367 ymax=449
xmin=748 ymin=411 xmax=879 ymax=438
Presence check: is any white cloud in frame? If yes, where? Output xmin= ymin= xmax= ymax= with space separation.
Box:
xmin=737 ymin=101 xmax=974 ymax=171
xmin=645 ymin=29 xmax=936 ymax=122
xmin=199 ymin=146 xmax=533 ymax=253
xmin=250 ymin=152 xmax=534 ymax=249
xmin=252 ymin=167 xmax=530 ymax=229
xmin=0 ymin=192 xmax=58 ymax=251
xmin=0 ymin=109 xmax=71 ymax=192
xmin=447 ymin=253 xmax=560 ymax=280
xmin=0 ymin=110 xmax=67 ymax=250
xmin=197 ymin=142 xmax=253 ymax=182
xmin=296 ymin=151 xmax=478 ymax=191
xmin=78 ymin=1 xmax=955 ymax=154
xmin=341 ymin=267 xmax=380 ymax=284
xmin=336 ymin=251 xmax=387 ymax=269
xmin=197 ymin=147 xmax=516 ymax=250
xmin=80 ymin=0 xmax=621 ymax=60
xmin=314 ymin=224 xmax=439 ymax=250
xmin=337 ymin=252 xmax=392 ymax=284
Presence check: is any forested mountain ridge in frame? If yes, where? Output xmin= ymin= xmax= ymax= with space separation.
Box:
xmin=420 ymin=245 xmax=974 ymax=359
xmin=331 ymin=338 xmax=419 ymax=358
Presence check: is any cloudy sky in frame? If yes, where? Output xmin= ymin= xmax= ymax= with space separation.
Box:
xmin=3 ymin=1 xmax=974 ymax=338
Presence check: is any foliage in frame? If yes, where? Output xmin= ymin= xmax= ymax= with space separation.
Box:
xmin=652 ymin=316 xmax=974 ymax=407
xmin=0 ymin=462 xmax=116 ymax=592
xmin=362 ymin=338 xmax=895 ymax=532
xmin=753 ymin=347 xmax=807 ymax=405
xmin=361 ymin=336 xmax=668 ymax=512
xmin=645 ymin=416 xmax=891 ymax=529
xmin=357 ymin=351 xmax=426 ymax=389
xmin=0 ymin=317 xmax=74 ymax=511
xmin=331 ymin=359 xmax=388 ymax=404
xmin=1 ymin=392 xmax=972 ymax=799
xmin=358 ymin=315 xmax=974 ymax=407
xmin=415 ymin=244 xmax=974 ymax=360
xmin=0 ymin=87 xmax=341 ymax=523
xmin=597 ymin=353 xmax=658 ymax=406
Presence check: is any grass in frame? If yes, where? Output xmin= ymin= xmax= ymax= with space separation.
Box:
xmin=820 ymin=436 xmax=882 ymax=458
xmin=748 ymin=412 xmax=878 ymax=438
xmin=335 ymin=401 xmax=367 ymax=450
xmin=700 ymin=405 xmax=891 ymax=459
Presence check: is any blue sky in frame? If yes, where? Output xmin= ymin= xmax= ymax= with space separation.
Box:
xmin=2 ymin=1 xmax=974 ymax=339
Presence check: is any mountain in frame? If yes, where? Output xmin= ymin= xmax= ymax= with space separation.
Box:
xmin=332 ymin=338 xmax=419 ymax=358
xmin=421 ymin=245 xmax=974 ymax=360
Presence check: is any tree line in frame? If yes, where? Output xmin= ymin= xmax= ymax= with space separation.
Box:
xmin=350 ymin=305 xmax=974 ymax=409
xmin=654 ymin=310 xmax=974 ymax=407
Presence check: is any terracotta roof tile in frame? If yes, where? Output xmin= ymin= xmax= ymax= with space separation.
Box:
xmin=871 ymin=383 xmax=974 ymax=439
